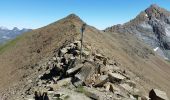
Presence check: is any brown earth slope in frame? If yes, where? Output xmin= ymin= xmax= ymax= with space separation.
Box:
xmin=0 ymin=14 xmax=84 ymax=94
xmin=0 ymin=14 xmax=170 ymax=99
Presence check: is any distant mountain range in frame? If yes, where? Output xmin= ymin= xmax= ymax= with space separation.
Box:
xmin=0 ymin=26 xmax=31 ymax=44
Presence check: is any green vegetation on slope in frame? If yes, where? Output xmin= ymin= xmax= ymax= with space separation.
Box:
xmin=0 ymin=34 xmax=24 ymax=54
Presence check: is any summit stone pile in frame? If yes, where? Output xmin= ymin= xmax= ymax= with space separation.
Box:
xmin=22 ymin=40 xmax=156 ymax=100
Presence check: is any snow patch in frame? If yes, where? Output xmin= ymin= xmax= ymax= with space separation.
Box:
xmin=165 ymin=27 xmax=170 ymax=37
xmin=2 ymin=36 xmax=10 ymax=39
xmin=154 ymin=47 xmax=159 ymax=51
xmin=0 ymin=26 xmax=8 ymax=30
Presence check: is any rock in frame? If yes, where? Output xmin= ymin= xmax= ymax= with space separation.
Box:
xmin=110 ymin=83 xmax=120 ymax=92
xmin=112 ymin=66 xmax=121 ymax=72
xmin=66 ymin=64 xmax=83 ymax=75
xmin=125 ymin=80 xmax=136 ymax=88
xmin=129 ymin=94 xmax=136 ymax=100
xmin=51 ymin=78 xmax=72 ymax=90
xmin=100 ymin=65 xmax=114 ymax=74
xmin=104 ymin=83 xmax=110 ymax=91
xmin=120 ymin=83 xmax=133 ymax=93
xmin=75 ymin=61 xmax=96 ymax=82
xmin=95 ymin=53 xmax=105 ymax=60
xmin=94 ymin=75 xmax=108 ymax=87
xmin=34 ymin=91 xmax=49 ymax=100
xmin=104 ymin=82 xmax=120 ymax=93
xmin=64 ymin=54 xmax=73 ymax=60
xmin=74 ymin=50 xmax=80 ymax=55
xmin=74 ymin=41 xmax=81 ymax=50
xmin=73 ymin=79 xmax=84 ymax=87
xmin=149 ymin=89 xmax=169 ymax=100
xmin=84 ymin=91 xmax=100 ymax=100
xmin=65 ymin=46 xmax=71 ymax=50
xmin=142 ymin=96 xmax=150 ymax=100
xmin=108 ymin=72 xmax=126 ymax=83
xmin=67 ymin=58 xmax=82 ymax=70
xmin=138 ymin=97 xmax=142 ymax=100
xmin=52 ymin=57 xmax=57 ymax=62
xmin=60 ymin=48 xmax=68 ymax=56
xmin=69 ymin=43 xmax=76 ymax=48
xmin=82 ymin=50 xmax=90 ymax=57
xmin=53 ymin=93 xmax=61 ymax=98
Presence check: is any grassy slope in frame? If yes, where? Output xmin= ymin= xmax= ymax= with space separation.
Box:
xmin=0 ymin=34 xmax=24 ymax=54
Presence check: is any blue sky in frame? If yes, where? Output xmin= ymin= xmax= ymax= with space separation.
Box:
xmin=0 ymin=0 xmax=170 ymax=29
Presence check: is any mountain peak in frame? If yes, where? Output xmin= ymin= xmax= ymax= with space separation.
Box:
xmin=145 ymin=4 xmax=170 ymax=19
xmin=145 ymin=4 xmax=161 ymax=12
xmin=12 ymin=27 xmax=19 ymax=31
xmin=66 ymin=13 xmax=79 ymax=19
xmin=150 ymin=4 xmax=159 ymax=9
xmin=65 ymin=13 xmax=84 ymax=23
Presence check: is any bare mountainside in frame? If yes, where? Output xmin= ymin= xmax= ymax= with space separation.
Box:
xmin=0 ymin=14 xmax=170 ymax=99
xmin=105 ymin=4 xmax=170 ymax=60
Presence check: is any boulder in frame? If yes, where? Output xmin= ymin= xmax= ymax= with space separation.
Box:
xmin=82 ymin=50 xmax=90 ymax=57
xmin=52 ymin=57 xmax=57 ymax=62
xmin=99 ymin=65 xmax=114 ymax=74
xmin=108 ymin=72 xmax=126 ymax=83
xmin=66 ymin=64 xmax=83 ymax=75
xmin=75 ymin=61 xmax=96 ymax=82
xmin=110 ymin=83 xmax=120 ymax=92
xmin=149 ymin=89 xmax=169 ymax=100
xmin=112 ymin=66 xmax=121 ymax=72
xmin=125 ymin=80 xmax=136 ymax=88
xmin=120 ymin=83 xmax=133 ymax=93
xmin=67 ymin=58 xmax=82 ymax=70
xmin=104 ymin=83 xmax=110 ymax=91
xmin=94 ymin=75 xmax=108 ymax=87
xmin=51 ymin=78 xmax=72 ymax=90
xmin=74 ymin=41 xmax=81 ymax=50
xmin=104 ymin=82 xmax=120 ymax=92
xmin=95 ymin=53 xmax=105 ymax=60
xmin=84 ymin=91 xmax=100 ymax=100
xmin=69 ymin=43 xmax=76 ymax=49
xmin=59 ymin=48 xmax=68 ymax=56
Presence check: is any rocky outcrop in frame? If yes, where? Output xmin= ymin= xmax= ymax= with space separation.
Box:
xmin=17 ymin=40 xmax=164 ymax=100
xmin=149 ymin=89 xmax=169 ymax=100
xmin=105 ymin=4 xmax=170 ymax=59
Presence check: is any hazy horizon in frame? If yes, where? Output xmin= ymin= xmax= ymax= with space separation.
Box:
xmin=0 ymin=0 xmax=170 ymax=30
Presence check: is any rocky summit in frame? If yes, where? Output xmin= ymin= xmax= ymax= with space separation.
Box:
xmin=15 ymin=40 xmax=146 ymax=100
xmin=0 ymin=6 xmax=170 ymax=100
xmin=105 ymin=4 xmax=170 ymax=60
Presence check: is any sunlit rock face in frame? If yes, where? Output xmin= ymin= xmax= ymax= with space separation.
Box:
xmin=105 ymin=4 xmax=170 ymax=59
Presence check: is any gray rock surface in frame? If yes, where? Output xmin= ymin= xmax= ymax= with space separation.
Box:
xmin=105 ymin=4 xmax=170 ymax=59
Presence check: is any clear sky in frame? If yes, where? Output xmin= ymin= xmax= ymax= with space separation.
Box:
xmin=0 ymin=0 xmax=170 ymax=29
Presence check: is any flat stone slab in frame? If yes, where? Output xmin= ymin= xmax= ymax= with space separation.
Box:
xmin=149 ymin=89 xmax=169 ymax=100
xmin=67 ymin=64 xmax=83 ymax=75
xmin=108 ymin=72 xmax=126 ymax=82
xmin=51 ymin=78 xmax=72 ymax=90
xmin=120 ymin=83 xmax=133 ymax=93
xmin=94 ymin=75 xmax=108 ymax=87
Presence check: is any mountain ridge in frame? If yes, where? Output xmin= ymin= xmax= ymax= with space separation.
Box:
xmin=105 ymin=4 xmax=170 ymax=59
xmin=0 ymin=12 xmax=170 ymax=99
